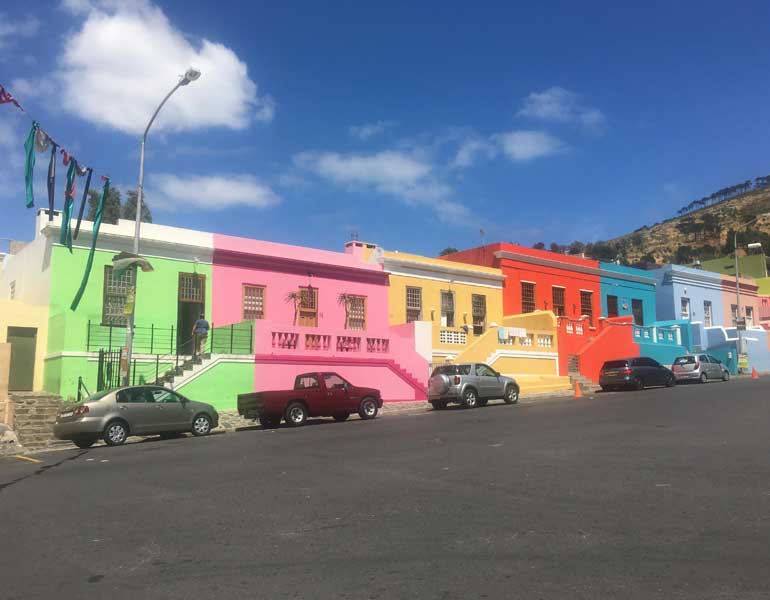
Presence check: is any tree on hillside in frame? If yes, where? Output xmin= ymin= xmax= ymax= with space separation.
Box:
xmin=568 ymin=241 xmax=585 ymax=255
xmin=123 ymin=190 xmax=153 ymax=223
xmin=549 ymin=242 xmax=568 ymax=254
xmin=86 ymin=187 xmax=122 ymax=225
xmin=674 ymin=245 xmax=695 ymax=265
xmin=439 ymin=247 xmax=459 ymax=256
xmin=532 ymin=242 xmax=546 ymax=250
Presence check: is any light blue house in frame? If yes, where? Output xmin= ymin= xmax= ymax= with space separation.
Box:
xmin=653 ymin=265 xmax=725 ymax=326
xmin=599 ymin=263 xmax=657 ymax=326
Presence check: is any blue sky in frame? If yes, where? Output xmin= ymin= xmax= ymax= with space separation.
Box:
xmin=2 ymin=0 xmax=770 ymax=256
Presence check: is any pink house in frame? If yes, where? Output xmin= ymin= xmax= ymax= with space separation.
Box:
xmin=720 ymin=275 xmax=761 ymax=328
xmin=212 ymin=234 xmax=428 ymax=401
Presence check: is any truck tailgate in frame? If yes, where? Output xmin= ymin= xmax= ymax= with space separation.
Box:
xmin=237 ymin=392 xmax=264 ymax=419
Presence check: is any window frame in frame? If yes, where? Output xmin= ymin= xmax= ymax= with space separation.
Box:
xmin=580 ymin=290 xmax=594 ymax=326
xmin=471 ymin=294 xmax=487 ymax=335
xmin=521 ymin=282 xmax=536 ymax=314
xmin=606 ymin=294 xmax=619 ymax=318
xmin=703 ymin=300 xmax=713 ymax=327
xmin=406 ymin=286 xmax=422 ymax=323
xmin=242 ymin=284 xmax=266 ymax=321
xmin=631 ymin=298 xmax=644 ymax=326
xmin=346 ymin=295 xmax=367 ymax=331
xmin=440 ymin=290 xmax=455 ymax=327
xmin=178 ymin=272 xmax=206 ymax=304
xmin=101 ymin=265 xmax=134 ymax=327
xmin=298 ymin=286 xmax=319 ymax=327
xmin=681 ymin=297 xmax=691 ymax=319
xmin=552 ymin=286 xmax=566 ymax=317
xmin=745 ymin=305 xmax=754 ymax=326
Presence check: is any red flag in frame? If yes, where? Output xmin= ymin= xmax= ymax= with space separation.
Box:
xmin=0 ymin=84 xmax=23 ymax=111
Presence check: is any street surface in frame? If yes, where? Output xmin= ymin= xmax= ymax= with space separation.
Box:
xmin=2 ymin=378 xmax=770 ymax=599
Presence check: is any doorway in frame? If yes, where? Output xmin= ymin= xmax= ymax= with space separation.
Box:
xmin=177 ymin=273 xmax=206 ymax=355
xmin=8 ymin=326 xmax=37 ymax=391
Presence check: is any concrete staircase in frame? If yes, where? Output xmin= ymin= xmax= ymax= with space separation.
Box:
xmin=391 ymin=360 xmax=428 ymax=399
xmin=156 ymin=353 xmax=215 ymax=389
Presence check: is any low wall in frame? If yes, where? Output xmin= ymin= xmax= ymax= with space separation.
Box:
xmin=9 ymin=392 xmax=63 ymax=448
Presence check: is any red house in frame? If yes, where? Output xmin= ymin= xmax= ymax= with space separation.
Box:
xmin=441 ymin=243 xmax=602 ymax=323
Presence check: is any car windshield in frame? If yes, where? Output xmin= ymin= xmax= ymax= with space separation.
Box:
xmin=603 ymin=360 xmax=628 ymax=369
xmin=673 ymin=356 xmax=696 ymax=365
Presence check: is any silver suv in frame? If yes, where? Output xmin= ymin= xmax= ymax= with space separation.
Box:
xmin=428 ymin=363 xmax=519 ymax=409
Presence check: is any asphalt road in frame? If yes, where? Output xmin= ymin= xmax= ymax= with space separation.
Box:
xmin=2 ymin=378 xmax=770 ymax=599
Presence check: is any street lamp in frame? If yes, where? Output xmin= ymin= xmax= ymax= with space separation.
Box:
xmin=733 ymin=212 xmax=770 ymax=369
xmin=122 ymin=68 xmax=202 ymax=386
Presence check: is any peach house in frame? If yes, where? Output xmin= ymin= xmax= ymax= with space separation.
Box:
xmin=212 ymin=234 xmax=429 ymax=401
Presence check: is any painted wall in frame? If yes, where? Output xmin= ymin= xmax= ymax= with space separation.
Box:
xmin=383 ymin=251 xmax=504 ymax=360
xmin=719 ymin=275 xmax=761 ymax=327
xmin=212 ymin=233 xmax=389 ymax=333
xmin=0 ymin=230 xmax=52 ymax=306
xmin=599 ymin=263 xmax=656 ymax=325
xmin=0 ymin=299 xmax=49 ymax=390
xmin=443 ymin=244 xmax=602 ymax=322
xmin=576 ymin=317 xmax=641 ymax=382
xmin=175 ymin=361 xmax=254 ymax=411
xmin=743 ymin=328 xmax=770 ymax=373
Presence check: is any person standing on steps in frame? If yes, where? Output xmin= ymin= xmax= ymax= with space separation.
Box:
xmin=192 ymin=313 xmax=209 ymax=359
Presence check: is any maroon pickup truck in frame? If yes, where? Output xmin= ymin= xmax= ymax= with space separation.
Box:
xmin=237 ymin=372 xmax=383 ymax=428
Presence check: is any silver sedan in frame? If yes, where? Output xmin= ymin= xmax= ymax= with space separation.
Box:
xmin=54 ymin=386 xmax=219 ymax=448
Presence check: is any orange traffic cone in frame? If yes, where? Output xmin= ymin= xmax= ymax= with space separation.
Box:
xmin=751 ymin=367 xmax=759 ymax=380
xmin=574 ymin=381 xmax=583 ymax=398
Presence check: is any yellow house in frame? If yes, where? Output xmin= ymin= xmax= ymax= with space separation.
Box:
xmin=0 ymin=299 xmax=49 ymax=392
xmin=382 ymin=250 xmax=505 ymax=362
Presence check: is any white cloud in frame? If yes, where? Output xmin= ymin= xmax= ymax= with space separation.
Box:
xmin=0 ymin=14 xmax=39 ymax=48
xmin=517 ymin=86 xmax=606 ymax=132
xmin=451 ymin=137 xmax=498 ymax=168
xmin=56 ymin=0 xmax=273 ymax=135
xmin=295 ymin=149 xmax=470 ymax=223
xmin=149 ymin=174 xmax=281 ymax=211
xmin=349 ymin=120 xmax=395 ymax=140
xmin=10 ymin=78 xmax=57 ymax=102
xmin=492 ymin=130 xmax=563 ymax=162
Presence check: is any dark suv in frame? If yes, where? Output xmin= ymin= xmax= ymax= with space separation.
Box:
xmin=599 ymin=357 xmax=675 ymax=391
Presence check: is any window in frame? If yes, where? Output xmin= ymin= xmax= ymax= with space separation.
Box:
xmin=632 ymin=299 xmax=644 ymax=326
xmin=9 ymin=281 xmax=15 ymax=300
xmin=295 ymin=374 xmax=320 ymax=389
xmin=472 ymin=294 xmax=486 ymax=335
xmin=242 ymin=285 xmax=265 ymax=320
xmin=150 ymin=388 xmax=183 ymax=403
xmin=746 ymin=306 xmax=754 ymax=327
xmin=681 ymin=297 xmax=691 ymax=319
xmin=703 ymin=301 xmax=713 ymax=327
xmin=116 ymin=388 xmax=153 ymax=403
xmin=299 ymin=287 xmax=318 ymax=327
xmin=346 ymin=295 xmax=367 ymax=330
xmin=431 ymin=364 xmax=472 ymax=377
xmin=179 ymin=273 xmax=205 ymax=303
xmin=440 ymin=291 xmax=455 ymax=327
xmin=323 ymin=373 xmax=348 ymax=389
xmin=698 ymin=354 xmax=709 ymax=364
xmin=102 ymin=266 xmax=134 ymax=326
xmin=731 ymin=304 xmax=738 ymax=326
xmin=707 ymin=355 xmax=722 ymax=364
xmin=607 ymin=295 xmax=619 ymax=318
xmin=406 ymin=287 xmax=422 ymax=322
xmin=552 ymin=287 xmax=566 ymax=317
xmin=521 ymin=282 xmax=536 ymax=313
xmin=580 ymin=290 xmax=594 ymax=325
xmin=475 ymin=364 xmax=497 ymax=377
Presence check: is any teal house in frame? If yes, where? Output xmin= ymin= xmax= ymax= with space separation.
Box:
xmin=599 ymin=263 xmax=657 ymax=326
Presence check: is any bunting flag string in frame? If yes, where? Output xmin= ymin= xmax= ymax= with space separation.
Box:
xmin=46 ymin=143 xmax=59 ymax=222
xmin=71 ymin=177 xmax=110 ymax=311
xmin=0 ymin=84 xmax=23 ymax=111
xmin=60 ymin=160 xmax=78 ymax=251
xmin=23 ymin=122 xmax=36 ymax=208
xmin=73 ymin=167 xmax=93 ymax=240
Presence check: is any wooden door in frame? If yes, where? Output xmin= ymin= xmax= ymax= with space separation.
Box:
xmin=298 ymin=287 xmax=318 ymax=327
xmin=7 ymin=327 xmax=37 ymax=391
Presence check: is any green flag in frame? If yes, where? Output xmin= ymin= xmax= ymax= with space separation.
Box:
xmin=23 ymin=122 xmax=36 ymax=208
xmin=71 ymin=177 xmax=110 ymax=311
xmin=60 ymin=161 xmax=77 ymax=251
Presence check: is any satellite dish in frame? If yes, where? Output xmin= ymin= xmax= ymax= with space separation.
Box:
xmin=370 ymin=247 xmax=385 ymax=264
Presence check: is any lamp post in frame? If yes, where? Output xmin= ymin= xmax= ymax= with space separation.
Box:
xmin=733 ymin=213 xmax=769 ymax=370
xmin=122 ymin=68 xmax=201 ymax=386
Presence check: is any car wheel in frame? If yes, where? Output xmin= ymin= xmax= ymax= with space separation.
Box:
xmin=699 ymin=372 xmax=708 ymax=384
xmin=103 ymin=420 xmax=128 ymax=446
xmin=74 ymin=439 xmax=95 ymax=449
xmin=462 ymin=388 xmax=478 ymax=409
xmin=259 ymin=415 xmax=281 ymax=428
xmin=665 ymin=374 xmax=676 ymax=387
xmin=633 ymin=377 xmax=645 ymax=391
xmin=358 ymin=397 xmax=379 ymax=420
xmin=600 ymin=385 xmax=610 ymax=392
xmin=430 ymin=400 xmax=447 ymax=410
xmin=285 ymin=402 xmax=308 ymax=427
xmin=191 ymin=414 xmax=212 ymax=436
xmin=333 ymin=412 xmax=350 ymax=422
xmin=478 ymin=398 xmax=489 ymax=407
xmin=723 ymin=370 xmax=730 ymax=382
xmin=503 ymin=384 xmax=519 ymax=404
